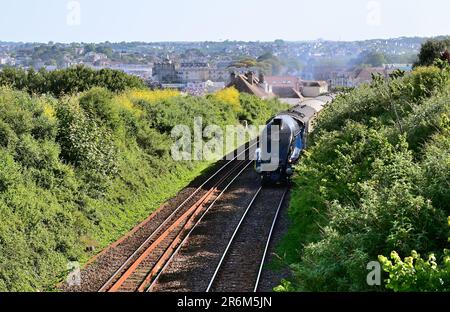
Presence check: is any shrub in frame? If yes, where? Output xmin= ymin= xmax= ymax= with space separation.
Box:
xmin=379 ymin=217 xmax=450 ymax=292
xmin=78 ymin=88 xmax=120 ymax=129
xmin=0 ymin=119 xmax=18 ymax=148
xmin=14 ymin=135 xmax=60 ymax=171
xmin=0 ymin=150 xmax=21 ymax=192
xmin=56 ymin=100 xmax=118 ymax=177
xmin=0 ymin=65 xmax=146 ymax=97
xmin=210 ymin=87 xmax=241 ymax=112
xmin=279 ymin=64 xmax=450 ymax=292
xmin=0 ymin=83 xmax=286 ymax=291
xmin=379 ymin=250 xmax=450 ymax=292
xmin=127 ymin=89 xmax=180 ymax=104
xmin=404 ymin=66 xmax=450 ymax=100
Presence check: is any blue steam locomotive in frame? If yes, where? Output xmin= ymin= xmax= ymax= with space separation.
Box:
xmin=255 ymin=95 xmax=334 ymax=185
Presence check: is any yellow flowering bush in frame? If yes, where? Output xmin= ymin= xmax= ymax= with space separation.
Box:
xmin=127 ymin=89 xmax=180 ymax=104
xmin=211 ymin=87 xmax=241 ymax=112
xmin=42 ymin=103 xmax=56 ymax=121
xmin=113 ymin=89 xmax=180 ymax=117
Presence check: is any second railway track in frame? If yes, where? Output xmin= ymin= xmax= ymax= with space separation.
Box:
xmin=96 ymin=143 xmax=256 ymax=292
xmin=62 ymin=140 xmax=287 ymax=293
xmin=206 ymin=187 xmax=288 ymax=292
xmin=148 ymin=181 xmax=288 ymax=292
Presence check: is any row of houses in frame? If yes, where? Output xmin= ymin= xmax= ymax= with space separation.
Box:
xmin=0 ymin=54 xmax=15 ymax=66
xmin=327 ymin=64 xmax=413 ymax=88
xmin=227 ymin=72 xmax=329 ymax=105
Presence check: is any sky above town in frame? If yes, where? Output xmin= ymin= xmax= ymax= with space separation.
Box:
xmin=1 ymin=0 xmax=449 ymax=43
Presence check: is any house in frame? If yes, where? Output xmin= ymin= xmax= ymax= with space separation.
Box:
xmin=153 ymin=58 xmax=229 ymax=84
xmin=0 ymin=55 xmax=15 ymax=66
xmin=351 ymin=67 xmax=387 ymax=86
xmin=178 ymin=62 xmax=210 ymax=83
xmin=227 ymin=72 xmax=274 ymax=99
xmin=328 ymin=70 xmax=355 ymax=89
xmin=263 ymin=76 xmax=303 ymax=105
xmin=152 ymin=56 xmax=180 ymax=83
xmin=301 ymin=80 xmax=329 ymax=97
xmin=208 ymin=68 xmax=229 ymax=82
xmin=265 ymin=76 xmax=302 ymax=97
xmin=84 ymin=52 xmax=108 ymax=63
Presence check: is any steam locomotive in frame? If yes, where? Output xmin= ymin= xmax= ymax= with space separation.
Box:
xmin=255 ymin=95 xmax=334 ymax=185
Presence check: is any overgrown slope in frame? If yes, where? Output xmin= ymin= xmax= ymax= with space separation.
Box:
xmin=277 ymin=64 xmax=449 ymax=292
xmin=0 ymin=83 xmax=287 ymax=291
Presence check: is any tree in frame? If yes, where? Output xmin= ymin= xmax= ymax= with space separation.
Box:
xmin=355 ymin=51 xmax=387 ymax=67
xmin=440 ymin=50 xmax=450 ymax=65
xmin=229 ymin=53 xmax=284 ymax=75
xmin=0 ymin=65 xmax=146 ymax=97
xmin=414 ymin=38 xmax=450 ymax=67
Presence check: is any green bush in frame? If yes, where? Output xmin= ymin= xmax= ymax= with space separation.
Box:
xmin=278 ymin=65 xmax=450 ymax=292
xmin=0 ymin=150 xmax=21 ymax=192
xmin=0 ymin=119 xmax=18 ymax=148
xmin=78 ymin=88 xmax=119 ymax=129
xmin=56 ymin=100 xmax=118 ymax=177
xmin=379 ymin=217 xmax=450 ymax=292
xmin=0 ymin=65 xmax=146 ymax=97
xmin=379 ymin=250 xmax=450 ymax=292
xmin=0 ymin=83 xmax=286 ymax=291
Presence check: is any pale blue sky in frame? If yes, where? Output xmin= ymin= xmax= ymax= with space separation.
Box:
xmin=1 ymin=0 xmax=449 ymax=42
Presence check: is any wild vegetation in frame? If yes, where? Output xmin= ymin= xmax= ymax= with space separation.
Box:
xmin=0 ymin=65 xmax=146 ymax=97
xmin=276 ymin=55 xmax=449 ymax=292
xmin=415 ymin=38 xmax=450 ymax=67
xmin=229 ymin=52 xmax=301 ymax=76
xmin=0 ymin=68 xmax=287 ymax=291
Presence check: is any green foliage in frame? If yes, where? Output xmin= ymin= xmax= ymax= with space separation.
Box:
xmin=56 ymin=98 xmax=118 ymax=178
xmin=315 ymin=66 xmax=450 ymax=137
xmin=279 ymin=65 xmax=450 ymax=292
xmin=0 ymin=81 xmax=285 ymax=291
xmin=380 ymin=217 xmax=450 ymax=292
xmin=229 ymin=53 xmax=285 ymax=75
xmin=273 ymin=279 xmax=296 ymax=292
xmin=238 ymin=93 xmax=286 ymax=125
xmin=78 ymin=88 xmax=119 ymax=129
xmin=415 ymin=38 xmax=450 ymax=67
xmin=0 ymin=65 xmax=145 ymax=97
xmin=0 ymin=150 xmax=21 ymax=192
xmin=379 ymin=249 xmax=450 ymax=292
xmin=356 ymin=50 xmax=387 ymax=67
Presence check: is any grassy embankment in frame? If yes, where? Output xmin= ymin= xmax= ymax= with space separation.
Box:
xmin=0 ymin=79 xmax=288 ymax=291
xmin=276 ymin=64 xmax=449 ymax=292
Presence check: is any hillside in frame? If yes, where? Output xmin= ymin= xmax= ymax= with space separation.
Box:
xmin=0 ymin=79 xmax=287 ymax=291
xmin=277 ymin=62 xmax=450 ymax=291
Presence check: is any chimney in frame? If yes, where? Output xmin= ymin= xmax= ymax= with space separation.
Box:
xmin=259 ymin=72 xmax=265 ymax=84
xmin=247 ymin=71 xmax=254 ymax=85
xmin=230 ymin=71 xmax=236 ymax=81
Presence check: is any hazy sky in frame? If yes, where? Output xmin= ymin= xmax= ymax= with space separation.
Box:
xmin=1 ymin=0 xmax=449 ymax=42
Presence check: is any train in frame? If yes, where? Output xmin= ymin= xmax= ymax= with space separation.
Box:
xmin=255 ymin=95 xmax=335 ymax=185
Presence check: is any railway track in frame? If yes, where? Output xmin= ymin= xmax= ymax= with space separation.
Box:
xmin=97 ymin=143 xmax=256 ymax=292
xmin=206 ymin=187 xmax=288 ymax=292
xmin=148 ymin=184 xmax=288 ymax=292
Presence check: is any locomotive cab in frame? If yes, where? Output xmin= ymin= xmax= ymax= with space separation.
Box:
xmin=255 ymin=115 xmax=305 ymax=186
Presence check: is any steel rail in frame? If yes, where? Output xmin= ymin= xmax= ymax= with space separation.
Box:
xmin=136 ymin=161 xmax=253 ymax=292
xmin=109 ymin=160 xmax=245 ymax=292
xmin=147 ymin=161 xmax=253 ymax=292
xmin=253 ymin=189 xmax=287 ymax=292
xmin=206 ymin=186 xmax=263 ymax=292
xmin=98 ymin=142 xmax=256 ymax=292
